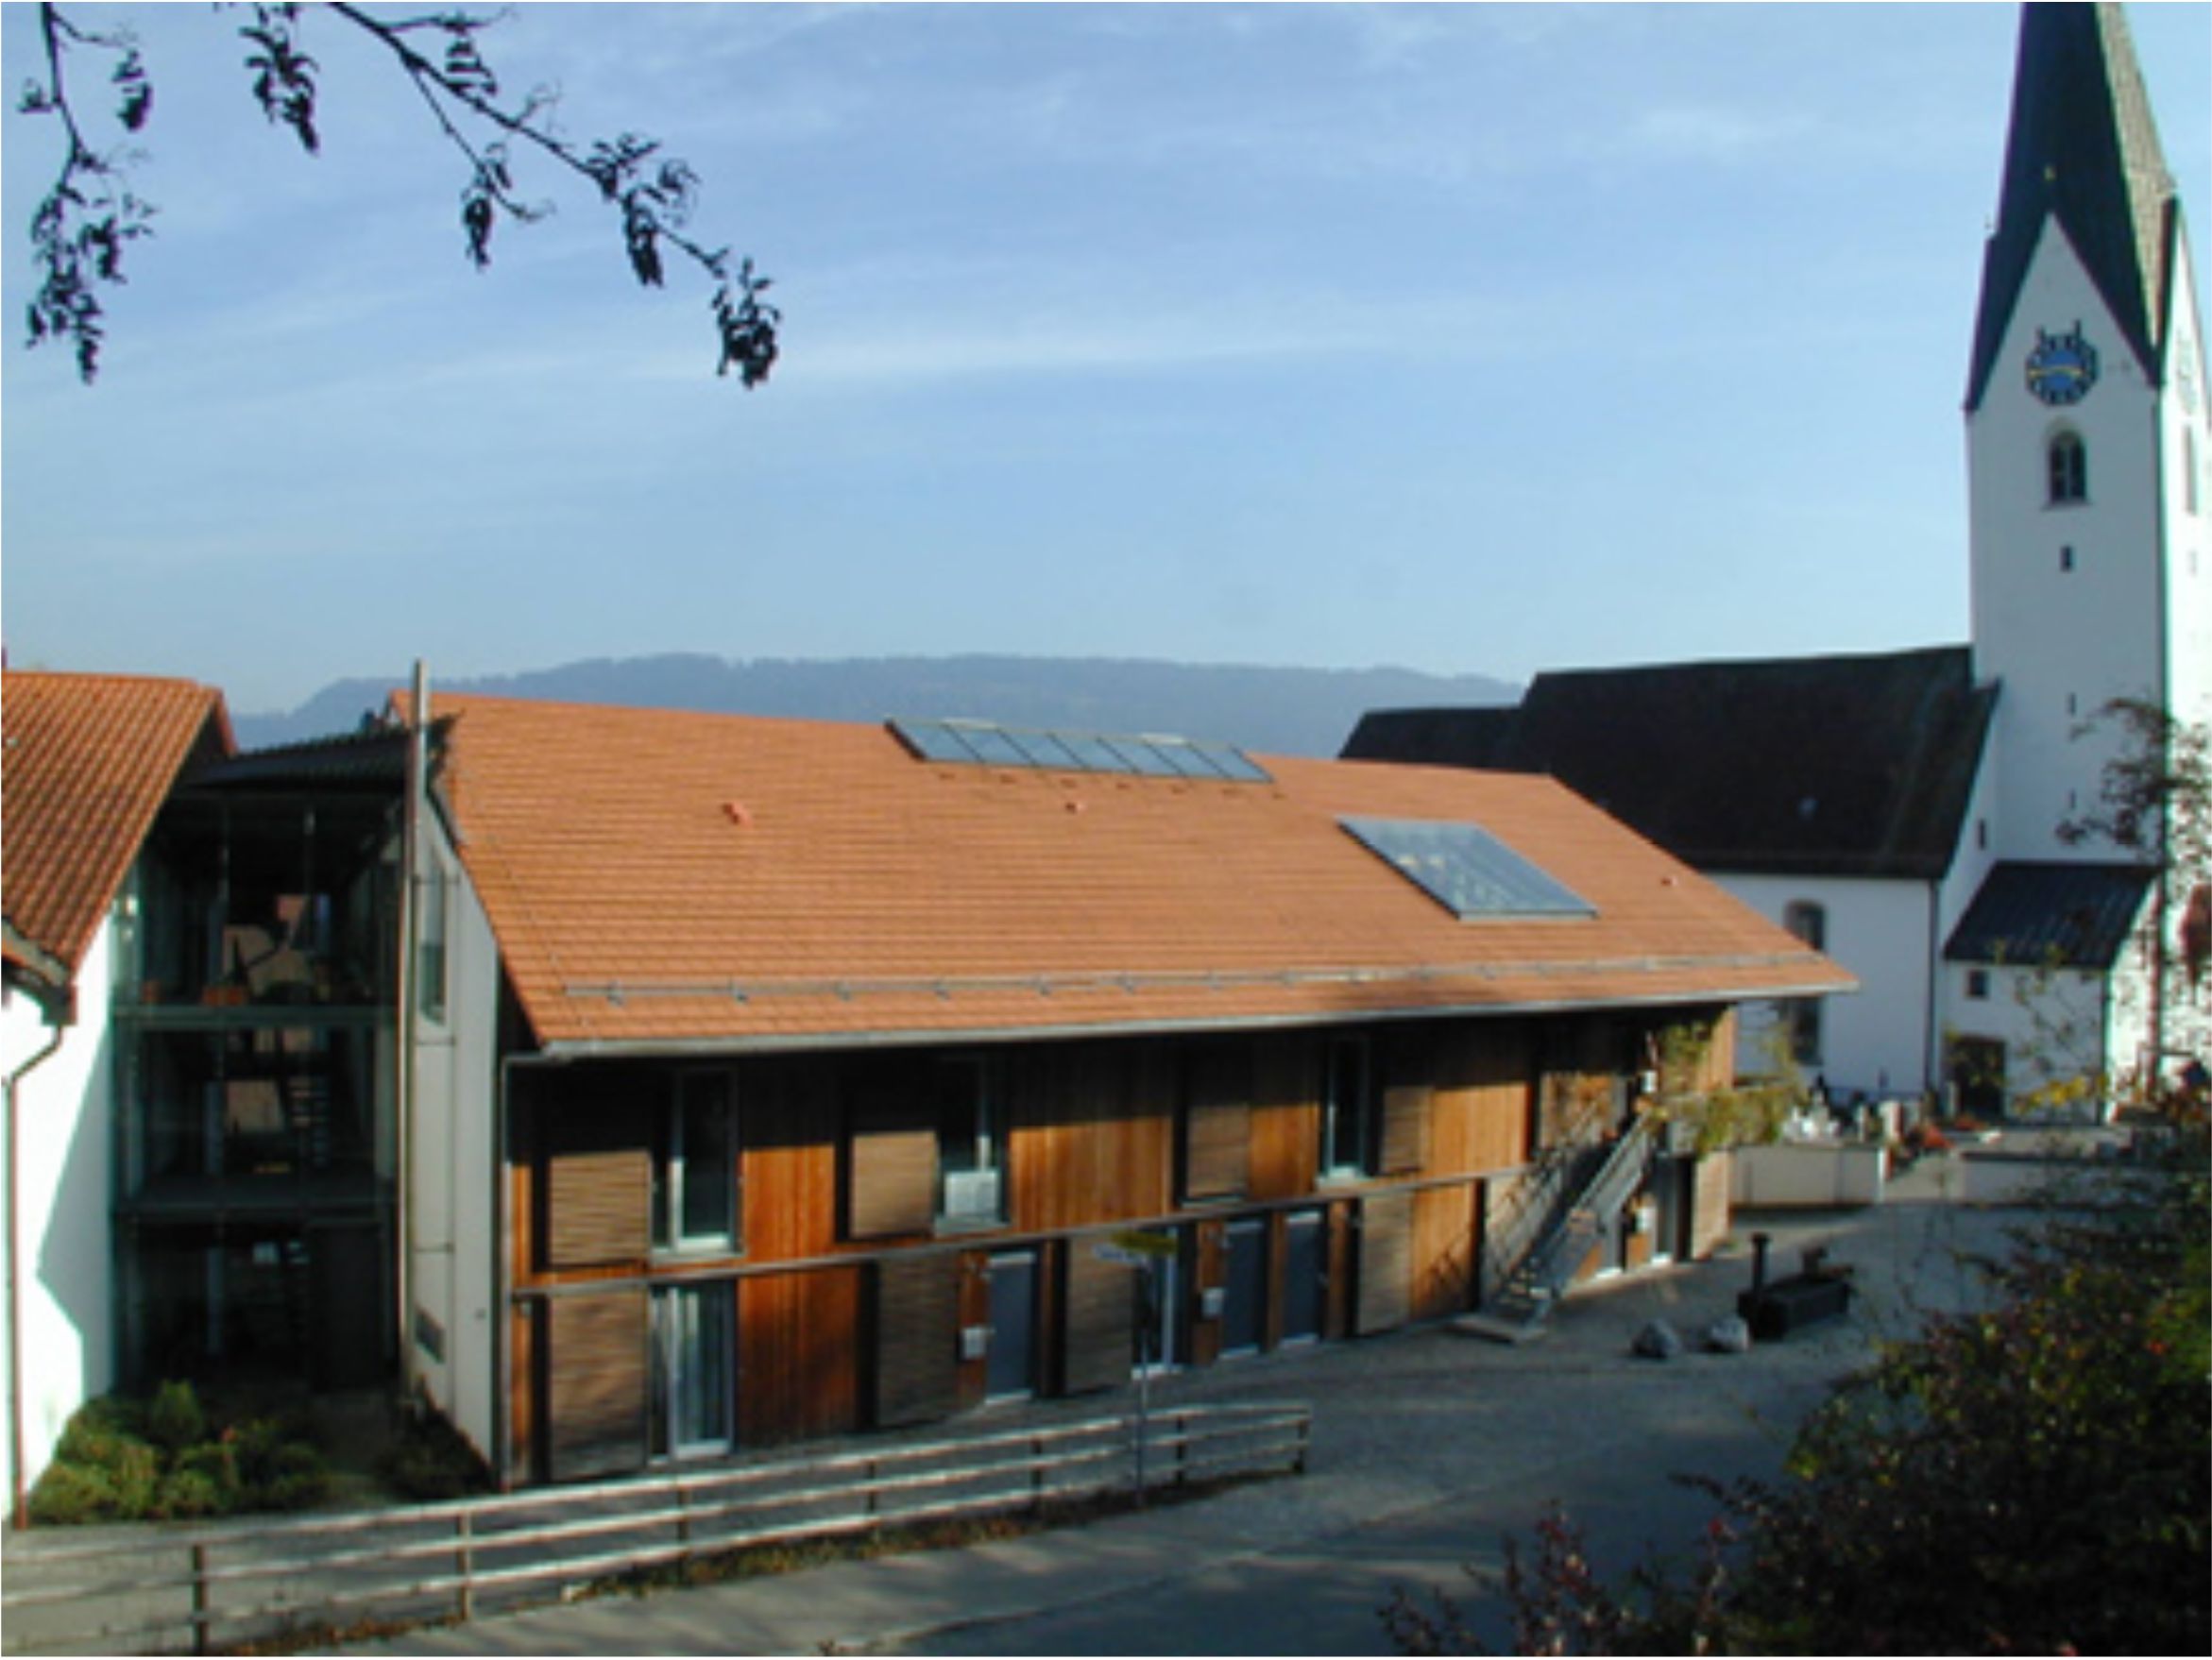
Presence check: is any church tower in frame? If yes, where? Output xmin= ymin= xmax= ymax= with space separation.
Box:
xmin=1965 ymin=1 xmax=2210 ymax=867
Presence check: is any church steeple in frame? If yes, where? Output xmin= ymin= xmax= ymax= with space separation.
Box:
xmin=1965 ymin=2 xmax=2179 ymax=410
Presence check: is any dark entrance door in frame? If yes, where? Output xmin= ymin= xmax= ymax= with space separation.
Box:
xmin=986 ymin=1249 xmax=1038 ymax=1400
xmin=1282 ymin=1209 xmax=1326 ymax=1345
xmin=1221 ymin=1219 xmax=1267 ymax=1356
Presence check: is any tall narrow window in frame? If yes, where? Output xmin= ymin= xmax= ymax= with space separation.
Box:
xmin=2048 ymin=429 xmax=2087 ymax=504
xmin=935 ymin=1055 xmax=1004 ymax=1226
xmin=1319 ymin=1035 xmax=1373 ymax=1179
xmin=655 ymin=1072 xmax=739 ymax=1254
xmin=651 ymin=1281 xmax=734 ymax=1457
xmin=416 ymin=853 xmax=448 ymax=1025
xmin=1780 ymin=902 xmax=1827 ymax=1067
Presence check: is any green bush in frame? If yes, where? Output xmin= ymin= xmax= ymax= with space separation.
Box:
xmin=26 ymin=1461 xmax=121 ymax=1526
xmin=28 ymin=1382 xmax=332 ymax=1527
xmin=145 ymin=1380 xmax=206 ymax=1453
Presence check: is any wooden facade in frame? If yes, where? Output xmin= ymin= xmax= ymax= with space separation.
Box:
xmin=505 ymin=1005 xmax=1737 ymax=1483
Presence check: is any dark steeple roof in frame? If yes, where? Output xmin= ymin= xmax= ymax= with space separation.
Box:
xmin=1965 ymin=3 xmax=2180 ymax=410
xmin=1342 ymin=646 xmax=1997 ymax=882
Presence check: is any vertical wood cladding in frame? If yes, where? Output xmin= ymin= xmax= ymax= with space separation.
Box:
xmin=740 ymin=1268 xmax=860 ymax=1445
xmin=508 ymin=1008 xmax=1720 ymax=1472
xmin=1062 ymin=1234 xmax=1135 ymax=1393
xmin=874 ymin=1254 xmax=961 ymax=1427
xmin=544 ymin=1288 xmax=648 ymax=1481
xmin=1008 ymin=1042 xmax=1174 ymax=1233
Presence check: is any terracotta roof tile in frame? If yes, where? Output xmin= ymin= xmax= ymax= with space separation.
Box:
xmin=3 ymin=669 xmax=231 ymax=977
xmin=427 ymin=693 xmax=1853 ymax=1052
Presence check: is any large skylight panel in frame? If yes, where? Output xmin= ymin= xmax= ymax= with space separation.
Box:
xmin=891 ymin=718 xmax=1272 ymax=785
xmin=1340 ymin=817 xmax=1596 ymax=921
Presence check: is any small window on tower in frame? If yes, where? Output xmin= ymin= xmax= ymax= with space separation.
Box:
xmin=2059 ymin=545 xmax=2075 ymax=572
xmin=2048 ymin=429 xmax=2087 ymax=504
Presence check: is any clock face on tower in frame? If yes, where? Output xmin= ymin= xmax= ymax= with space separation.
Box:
xmin=2025 ymin=324 xmax=2099 ymax=406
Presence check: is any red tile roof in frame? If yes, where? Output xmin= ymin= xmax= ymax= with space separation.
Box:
xmin=427 ymin=693 xmax=1854 ymax=1053
xmin=3 ymin=670 xmax=230 ymax=979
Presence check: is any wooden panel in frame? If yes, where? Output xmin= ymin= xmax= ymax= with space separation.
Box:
xmin=740 ymin=1267 xmax=861 ymax=1446
xmin=1377 ymin=1084 xmax=1431 ymax=1176
xmin=1062 ymin=1234 xmax=1135 ymax=1394
xmin=1184 ymin=1099 xmax=1251 ymax=1200
xmin=1182 ymin=1041 xmax=1252 ymax=1201
xmin=874 ymin=1255 xmax=961 ymax=1428
xmin=1692 ymin=1152 xmax=1732 ymax=1260
xmin=544 ymin=1112 xmax=650 ymax=1270
xmin=849 ymin=1088 xmax=936 ymax=1241
xmin=545 ymin=1288 xmax=648 ymax=1482
xmin=1412 ymin=1181 xmax=1477 ymax=1321
xmin=1356 ymin=1191 xmax=1414 ymax=1334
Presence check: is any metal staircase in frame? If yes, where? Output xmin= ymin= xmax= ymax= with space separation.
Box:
xmin=1461 ymin=1115 xmax=1659 ymax=1344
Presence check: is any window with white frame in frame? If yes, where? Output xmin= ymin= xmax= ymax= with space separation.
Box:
xmin=935 ymin=1055 xmax=1005 ymax=1226
xmin=1319 ymin=1034 xmax=1374 ymax=1179
xmin=654 ymin=1071 xmax=739 ymax=1254
xmin=416 ymin=851 xmax=448 ymax=1025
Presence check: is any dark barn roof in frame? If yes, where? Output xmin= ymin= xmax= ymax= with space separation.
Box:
xmin=1343 ymin=646 xmax=1997 ymax=882
xmin=1944 ymin=860 xmax=2154 ymax=970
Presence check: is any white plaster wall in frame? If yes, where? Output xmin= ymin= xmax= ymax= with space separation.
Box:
xmin=2 ymin=927 xmax=118 ymax=1503
xmin=2160 ymin=236 xmax=2211 ymax=740
xmin=404 ymin=818 xmax=502 ymax=1469
xmin=1969 ymin=218 xmax=2168 ymax=863
xmin=1716 ymin=872 xmax=1936 ymax=1100
xmin=1943 ymin=957 xmax=2113 ymax=1115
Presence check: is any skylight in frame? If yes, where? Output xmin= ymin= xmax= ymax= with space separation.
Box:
xmin=891 ymin=718 xmax=1272 ymax=784
xmin=1340 ymin=817 xmax=1595 ymax=921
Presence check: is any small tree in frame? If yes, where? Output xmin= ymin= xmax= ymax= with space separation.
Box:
xmin=18 ymin=3 xmax=780 ymax=384
xmin=2059 ymin=699 xmax=2211 ymax=1114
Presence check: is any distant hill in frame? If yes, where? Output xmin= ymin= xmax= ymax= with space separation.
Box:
xmin=232 ymin=653 xmax=1519 ymax=758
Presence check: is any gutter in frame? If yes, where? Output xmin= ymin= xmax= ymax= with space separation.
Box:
xmin=535 ymin=973 xmax=1857 ymax=1064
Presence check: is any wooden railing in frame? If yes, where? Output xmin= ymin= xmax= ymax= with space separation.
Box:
xmin=0 ymin=1401 xmax=1310 ymax=1656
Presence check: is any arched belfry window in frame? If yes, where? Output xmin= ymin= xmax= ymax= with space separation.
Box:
xmin=2047 ymin=428 xmax=2087 ymax=504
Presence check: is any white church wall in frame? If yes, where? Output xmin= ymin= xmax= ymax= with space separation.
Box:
xmin=1970 ymin=216 xmax=2168 ymax=865
xmin=1 ymin=926 xmax=120 ymax=1506
xmin=1717 ymin=872 xmax=1935 ymax=1101
xmin=1945 ymin=957 xmax=2114 ymax=1120
xmin=2160 ymin=237 xmax=2211 ymax=739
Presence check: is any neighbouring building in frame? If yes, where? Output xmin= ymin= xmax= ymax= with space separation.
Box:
xmin=1348 ymin=3 xmax=2211 ymax=1115
xmin=2 ymin=672 xmax=233 ymax=1518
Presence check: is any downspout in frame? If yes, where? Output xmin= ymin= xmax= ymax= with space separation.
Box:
xmin=395 ymin=662 xmax=429 ymax=1413
xmin=7 ymin=981 xmax=73 ymax=1531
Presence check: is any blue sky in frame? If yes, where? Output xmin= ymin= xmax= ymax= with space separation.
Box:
xmin=4 ymin=2 xmax=2207 ymax=716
